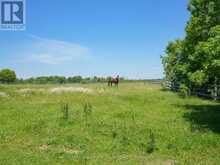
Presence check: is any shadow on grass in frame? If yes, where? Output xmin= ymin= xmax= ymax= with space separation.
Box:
xmin=183 ymin=104 xmax=220 ymax=133
xmin=159 ymin=87 xmax=172 ymax=92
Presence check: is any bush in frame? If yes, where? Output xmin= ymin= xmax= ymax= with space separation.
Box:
xmin=179 ymin=84 xmax=190 ymax=98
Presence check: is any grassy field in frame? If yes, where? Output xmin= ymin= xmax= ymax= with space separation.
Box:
xmin=0 ymin=82 xmax=220 ymax=165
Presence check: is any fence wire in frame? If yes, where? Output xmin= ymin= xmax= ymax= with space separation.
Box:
xmin=163 ymin=81 xmax=220 ymax=100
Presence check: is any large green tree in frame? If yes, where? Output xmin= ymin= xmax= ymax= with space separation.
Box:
xmin=162 ymin=40 xmax=187 ymax=85
xmin=0 ymin=69 xmax=17 ymax=84
xmin=162 ymin=0 xmax=220 ymax=92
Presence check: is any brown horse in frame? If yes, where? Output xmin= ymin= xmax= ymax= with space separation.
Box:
xmin=108 ymin=75 xmax=119 ymax=87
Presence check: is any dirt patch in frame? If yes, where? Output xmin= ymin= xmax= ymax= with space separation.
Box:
xmin=39 ymin=144 xmax=49 ymax=151
xmin=64 ymin=147 xmax=80 ymax=154
xmin=140 ymin=159 xmax=176 ymax=165
xmin=50 ymin=87 xmax=93 ymax=94
xmin=0 ymin=92 xmax=8 ymax=97
xmin=38 ymin=144 xmax=80 ymax=154
xmin=163 ymin=160 xmax=176 ymax=165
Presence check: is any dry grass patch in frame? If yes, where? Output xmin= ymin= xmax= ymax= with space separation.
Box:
xmin=17 ymin=88 xmax=34 ymax=94
xmin=17 ymin=88 xmax=45 ymax=94
xmin=0 ymin=91 xmax=8 ymax=97
xmin=64 ymin=147 xmax=81 ymax=154
xmin=50 ymin=87 xmax=93 ymax=94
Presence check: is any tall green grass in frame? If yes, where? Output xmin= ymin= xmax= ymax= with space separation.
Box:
xmin=0 ymin=83 xmax=219 ymax=164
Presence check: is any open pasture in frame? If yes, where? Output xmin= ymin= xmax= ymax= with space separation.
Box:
xmin=0 ymin=83 xmax=220 ymax=164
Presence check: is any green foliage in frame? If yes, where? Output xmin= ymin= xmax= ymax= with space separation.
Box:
xmin=0 ymin=69 xmax=17 ymax=84
xmin=162 ymin=0 xmax=220 ymax=92
xmin=188 ymin=71 xmax=208 ymax=86
xmin=67 ymin=76 xmax=82 ymax=83
xmin=179 ymin=84 xmax=190 ymax=98
xmin=162 ymin=40 xmax=188 ymax=84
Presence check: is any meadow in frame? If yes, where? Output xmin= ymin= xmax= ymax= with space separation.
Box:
xmin=0 ymin=82 xmax=220 ymax=165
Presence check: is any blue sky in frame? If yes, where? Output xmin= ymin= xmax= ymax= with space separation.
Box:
xmin=0 ymin=0 xmax=189 ymax=79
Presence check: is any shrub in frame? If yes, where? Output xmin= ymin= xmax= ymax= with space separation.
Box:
xmin=179 ymin=84 xmax=190 ymax=98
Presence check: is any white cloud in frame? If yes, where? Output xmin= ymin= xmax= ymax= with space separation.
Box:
xmin=24 ymin=35 xmax=89 ymax=64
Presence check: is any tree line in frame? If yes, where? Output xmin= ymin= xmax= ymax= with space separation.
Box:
xmin=18 ymin=76 xmax=115 ymax=84
xmin=162 ymin=0 xmax=220 ymax=96
xmin=0 ymin=68 xmax=127 ymax=84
